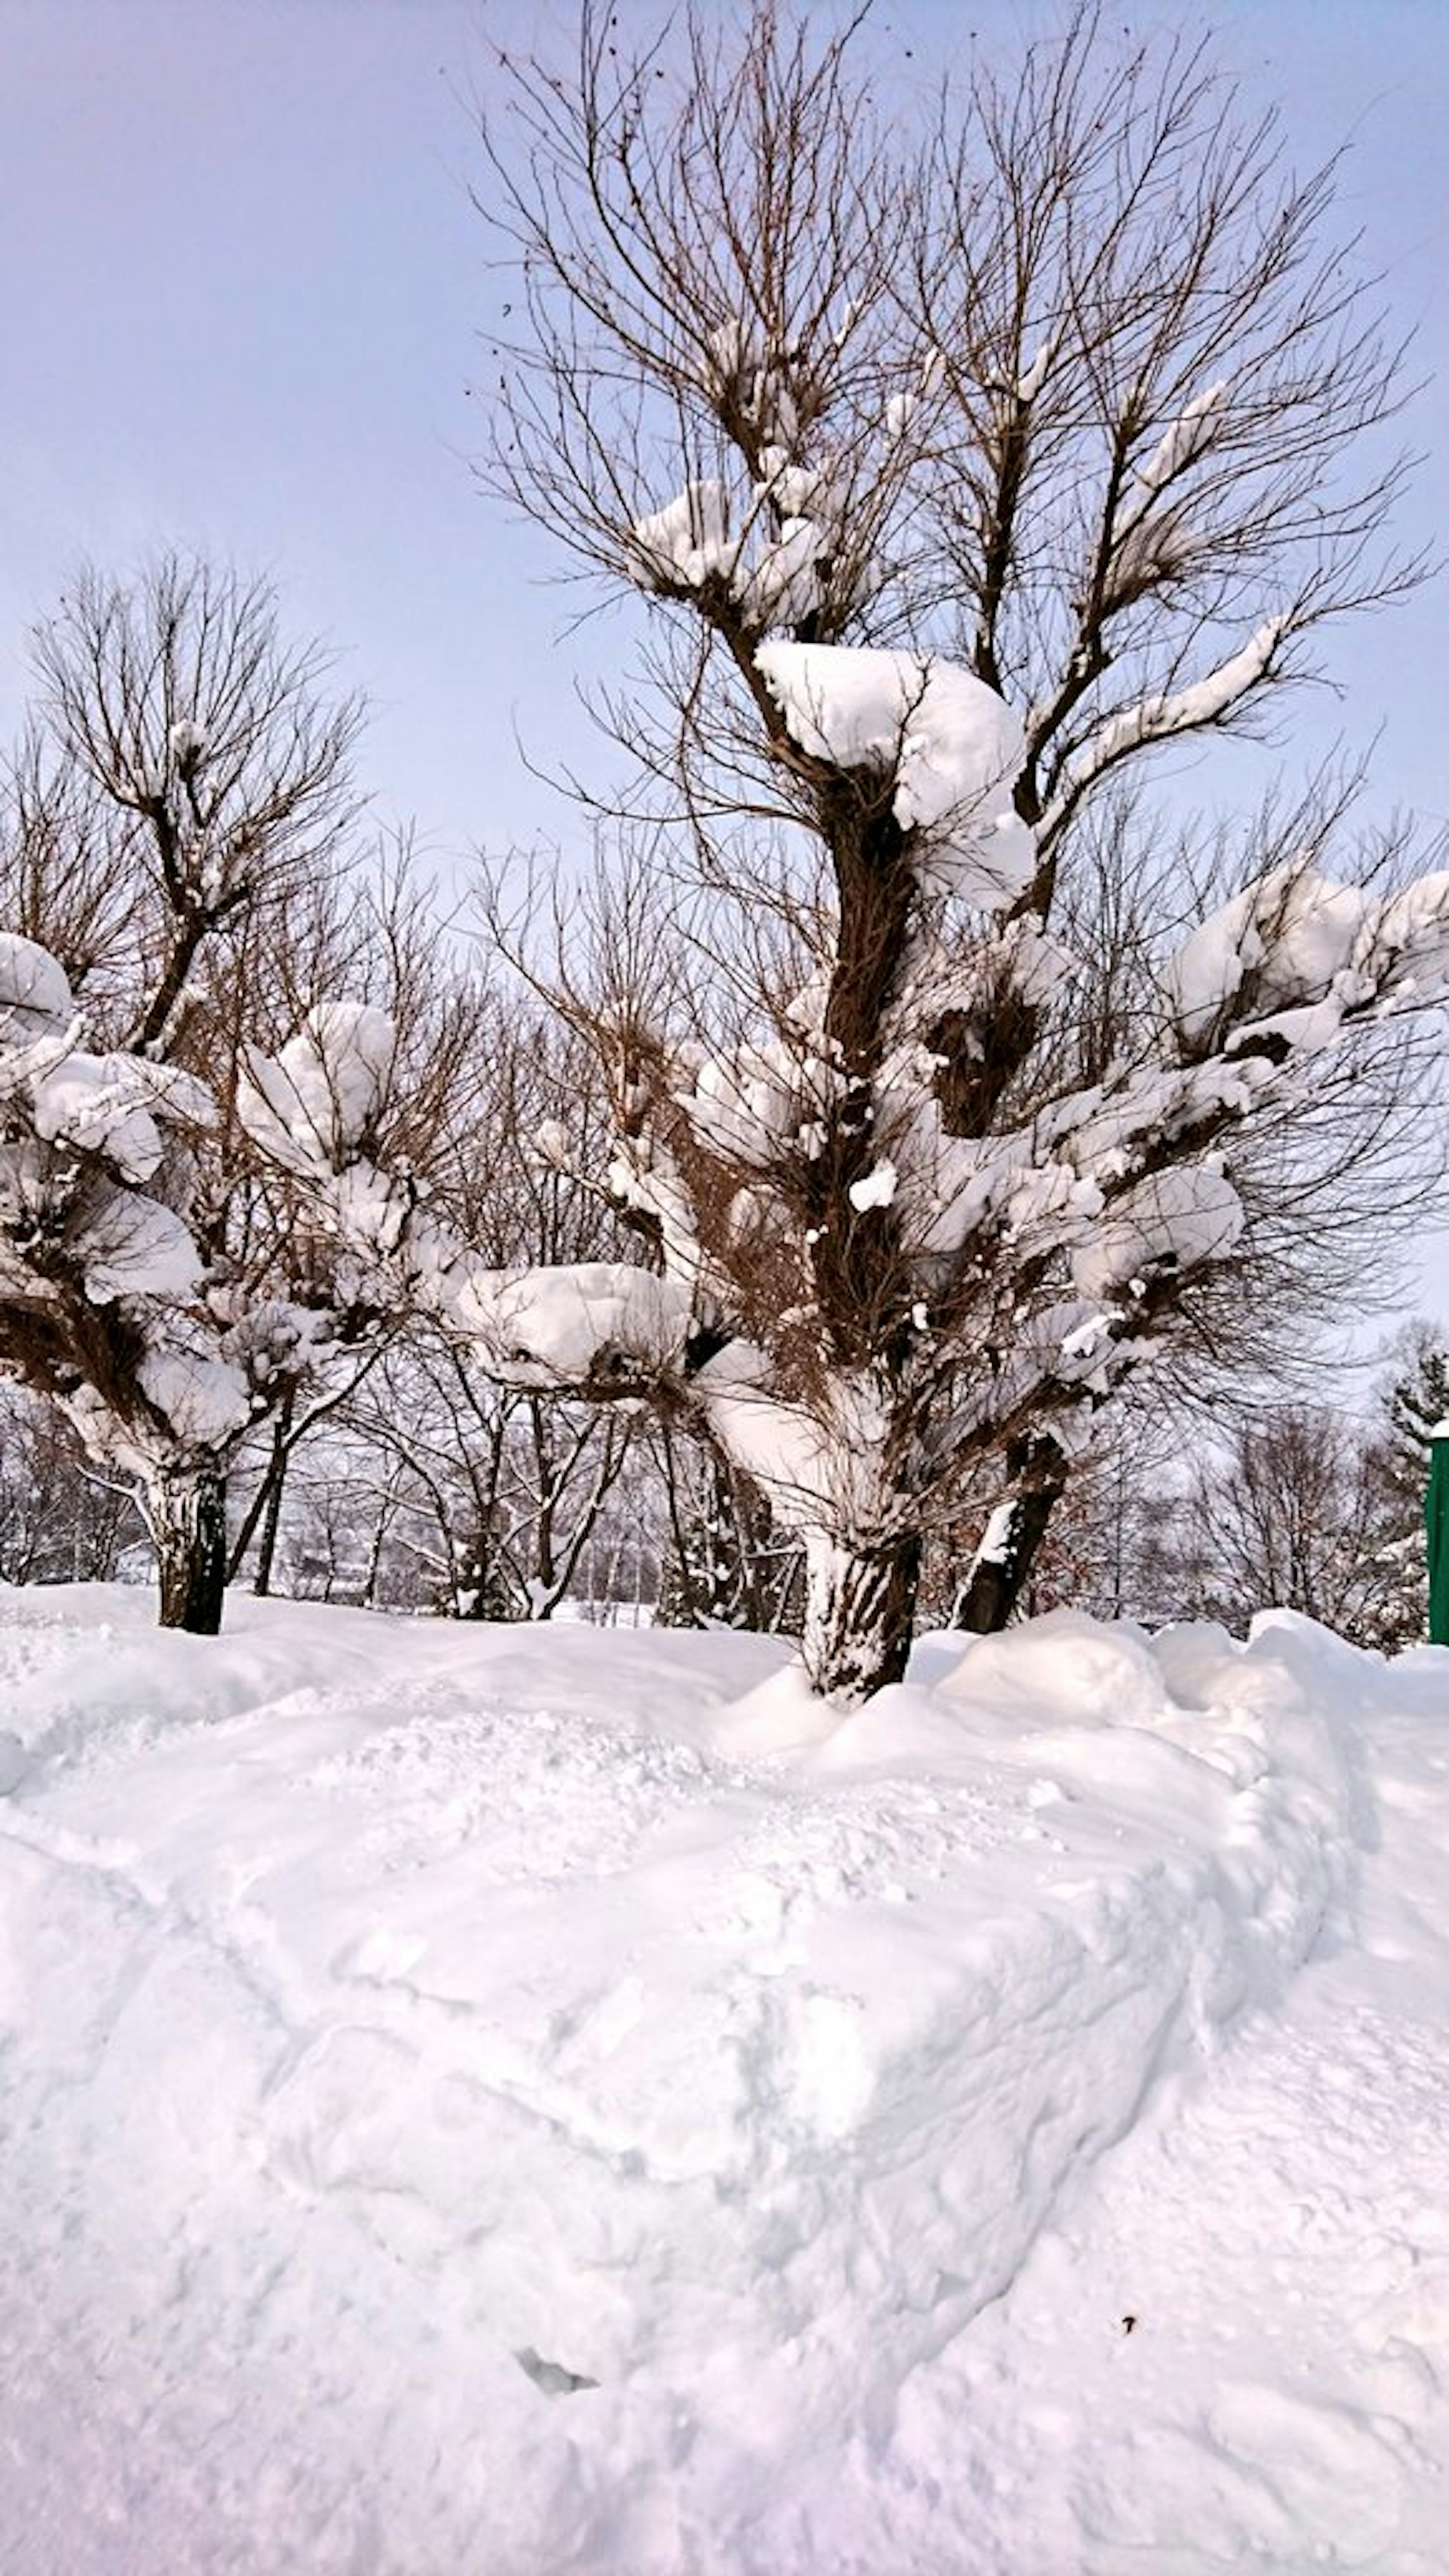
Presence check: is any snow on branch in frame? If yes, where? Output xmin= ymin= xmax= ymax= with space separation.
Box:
xmin=627 ymin=452 xmax=862 ymax=635
xmin=1137 ymin=380 xmax=1230 ymax=499
xmin=1043 ymin=618 xmax=1287 ymax=841
xmin=755 ymin=641 xmax=1036 ymax=907
xmin=628 ymin=481 xmax=740 ymax=595
xmin=1166 ymin=863 xmax=1449 ymax=1059
xmin=237 ymin=1004 xmax=397 ymax=1172
xmin=240 ymin=1013 xmax=704 ymax=1403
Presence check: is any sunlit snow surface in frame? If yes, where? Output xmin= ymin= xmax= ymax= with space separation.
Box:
xmin=1 ymin=1588 xmax=1447 ymax=2573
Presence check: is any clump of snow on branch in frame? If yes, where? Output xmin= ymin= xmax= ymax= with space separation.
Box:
xmin=167 ymin=717 xmax=209 ymax=769
xmin=1168 ymin=864 xmax=1449 ymax=1055
xmin=1072 ymin=1164 xmax=1245 ymax=1299
xmin=238 ymin=1004 xmax=396 ymax=1170
xmin=848 ymin=1159 xmax=898 ymax=1212
xmin=457 ymin=1261 xmax=696 ymax=1392
xmin=1139 ymin=379 xmax=1230 ymax=496
xmin=628 ymin=481 xmax=739 ymax=595
xmin=0 ymin=934 xmax=75 ymax=1038
xmin=755 ymin=643 xmax=1035 ymax=906
xmin=628 ymin=461 xmax=857 ymax=634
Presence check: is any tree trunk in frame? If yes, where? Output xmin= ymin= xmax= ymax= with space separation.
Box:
xmin=227 ymin=1394 xmax=294 ymax=1591
xmin=801 ymin=1529 xmax=922 ymax=1699
xmin=954 ymin=1476 xmax=1064 ymax=1634
xmin=151 ymin=1464 xmax=229 ymax=1633
xmin=251 ymin=1436 xmax=290 ymax=1598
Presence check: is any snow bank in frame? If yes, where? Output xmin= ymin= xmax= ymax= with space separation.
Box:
xmin=0 ymin=1589 xmax=1425 ymax=2571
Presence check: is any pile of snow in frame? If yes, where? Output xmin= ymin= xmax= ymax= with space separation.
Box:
xmin=1 ymin=1587 xmax=1447 ymax=2571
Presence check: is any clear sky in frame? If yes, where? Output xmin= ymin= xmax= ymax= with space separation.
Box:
xmin=2 ymin=0 xmax=1446 ymax=1324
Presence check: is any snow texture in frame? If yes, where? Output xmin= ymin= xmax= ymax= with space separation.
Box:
xmin=2 ymin=1587 xmax=1447 ymax=2573
xmin=239 ymin=1003 xmax=397 ymax=1167
xmin=755 ymin=641 xmax=1036 ymax=907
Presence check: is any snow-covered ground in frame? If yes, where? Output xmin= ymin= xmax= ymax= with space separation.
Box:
xmin=1 ymin=1586 xmax=1446 ymax=2574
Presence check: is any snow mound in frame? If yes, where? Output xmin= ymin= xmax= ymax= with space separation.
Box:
xmin=0 ymin=1589 xmax=1443 ymax=2573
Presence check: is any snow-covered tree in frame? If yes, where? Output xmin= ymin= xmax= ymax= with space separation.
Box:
xmin=0 ymin=562 xmax=486 ymax=1630
xmin=1369 ymin=1323 xmax=1449 ymax=1645
xmin=397 ymin=2 xmax=1444 ymax=1697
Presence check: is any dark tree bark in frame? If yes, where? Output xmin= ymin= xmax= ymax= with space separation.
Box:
xmin=151 ymin=1465 xmax=229 ymax=1633
xmin=802 ymin=1529 xmax=923 ymax=1698
xmin=955 ymin=1441 xmax=1069 ymax=1635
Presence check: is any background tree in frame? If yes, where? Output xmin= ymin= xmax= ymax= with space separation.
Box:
xmin=0 ymin=560 xmax=480 ymax=1631
xmin=0 ymin=1383 xmax=140 ymax=1588
xmin=1124 ymin=1400 xmax=1405 ymax=1648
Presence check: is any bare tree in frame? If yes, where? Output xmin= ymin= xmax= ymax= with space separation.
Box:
xmin=0 ymin=560 xmax=484 ymax=1631
xmin=421 ymin=3 xmax=1449 ymax=1698
xmin=1133 ymin=1401 xmax=1404 ymax=1646
xmin=0 ymin=1383 xmax=142 ymax=1586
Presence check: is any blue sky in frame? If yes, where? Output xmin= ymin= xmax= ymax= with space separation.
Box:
xmin=2 ymin=0 xmax=1446 ymax=1324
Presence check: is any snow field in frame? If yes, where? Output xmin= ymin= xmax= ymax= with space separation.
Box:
xmin=0 ymin=1588 xmax=1445 ymax=2571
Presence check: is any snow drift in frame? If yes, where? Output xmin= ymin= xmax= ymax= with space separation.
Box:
xmin=0 ymin=1588 xmax=1444 ymax=2573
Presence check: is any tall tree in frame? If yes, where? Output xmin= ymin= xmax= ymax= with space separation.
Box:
xmin=435 ymin=2 xmax=1449 ymax=1697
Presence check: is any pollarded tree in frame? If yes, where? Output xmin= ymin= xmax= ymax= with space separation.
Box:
xmin=436 ymin=0 xmax=1449 ymax=1698
xmin=0 ymin=560 xmax=485 ymax=1630
xmin=948 ymin=768 xmax=1445 ymax=1629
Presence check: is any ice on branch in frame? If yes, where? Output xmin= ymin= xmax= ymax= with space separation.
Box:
xmin=755 ymin=643 xmax=1035 ymax=907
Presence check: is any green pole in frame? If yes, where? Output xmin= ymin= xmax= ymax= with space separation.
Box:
xmin=1429 ymin=1429 xmax=1449 ymax=1646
